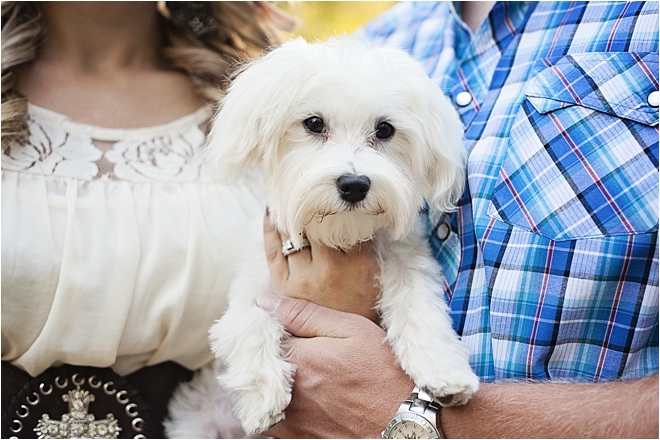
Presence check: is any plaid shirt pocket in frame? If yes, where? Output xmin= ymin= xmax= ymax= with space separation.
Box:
xmin=488 ymin=52 xmax=659 ymax=241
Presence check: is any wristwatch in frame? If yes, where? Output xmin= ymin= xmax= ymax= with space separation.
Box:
xmin=381 ymin=387 xmax=443 ymax=439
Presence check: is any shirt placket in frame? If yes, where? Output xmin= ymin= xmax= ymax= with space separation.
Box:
xmin=448 ymin=2 xmax=533 ymax=131
xmin=447 ymin=4 xmax=497 ymax=128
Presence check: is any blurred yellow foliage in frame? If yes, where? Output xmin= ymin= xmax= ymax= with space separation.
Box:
xmin=275 ymin=2 xmax=397 ymax=41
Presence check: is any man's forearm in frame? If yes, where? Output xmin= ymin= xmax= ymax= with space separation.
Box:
xmin=441 ymin=375 xmax=658 ymax=438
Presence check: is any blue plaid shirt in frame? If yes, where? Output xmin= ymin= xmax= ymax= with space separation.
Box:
xmin=357 ymin=2 xmax=659 ymax=382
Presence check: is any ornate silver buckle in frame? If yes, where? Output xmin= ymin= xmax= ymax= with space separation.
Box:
xmin=4 ymin=366 xmax=152 ymax=439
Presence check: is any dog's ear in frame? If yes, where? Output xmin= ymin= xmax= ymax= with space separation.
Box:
xmin=422 ymin=89 xmax=466 ymax=212
xmin=205 ymin=38 xmax=310 ymax=182
xmin=413 ymin=75 xmax=466 ymax=213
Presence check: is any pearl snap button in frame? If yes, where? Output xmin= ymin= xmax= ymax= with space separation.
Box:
xmin=436 ymin=223 xmax=450 ymax=241
xmin=455 ymin=91 xmax=473 ymax=107
xmin=648 ymin=91 xmax=659 ymax=108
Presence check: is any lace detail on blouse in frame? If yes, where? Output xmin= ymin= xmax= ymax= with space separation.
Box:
xmin=2 ymin=105 xmax=215 ymax=183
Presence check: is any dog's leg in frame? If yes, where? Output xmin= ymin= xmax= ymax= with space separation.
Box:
xmin=209 ymin=246 xmax=295 ymax=435
xmin=164 ymin=361 xmax=249 ymax=438
xmin=376 ymin=230 xmax=479 ymax=406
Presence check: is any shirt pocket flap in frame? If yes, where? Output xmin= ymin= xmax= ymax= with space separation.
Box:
xmin=487 ymin=52 xmax=659 ymax=242
xmin=525 ymin=52 xmax=659 ymax=127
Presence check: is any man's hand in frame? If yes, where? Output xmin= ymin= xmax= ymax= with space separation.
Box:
xmin=257 ymin=291 xmax=659 ymax=439
xmin=263 ymin=211 xmax=381 ymax=321
xmin=256 ymin=293 xmax=414 ymax=438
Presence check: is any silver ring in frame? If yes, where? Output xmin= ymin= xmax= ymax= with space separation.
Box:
xmin=55 ymin=376 xmax=68 ymax=388
xmin=281 ymin=238 xmax=310 ymax=257
xmin=132 ymin=417 xmax=144 ymax=432
xmin=126 ymin=403 xmax=139 ymax=417
xmin=103 ymin=381 xmax=116 ymax=395
xmin=72 ymin=373 xmax=85 ymax=386
xmin=39 ymin=383 xmax=53 ymax=395
xmin=16 ymin=405 xmax=29 ymax=418
xmin=88 ymin=375 xmax=102 ymax=388
xmin=116 ymin=390 xmax=129 ymax=404
xmin=26 ymin=392 xmax=40 ymax=406
xmin=10 ymin=420 xmax=22 ymax=433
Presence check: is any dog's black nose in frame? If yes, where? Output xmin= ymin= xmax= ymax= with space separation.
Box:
xmin=336 ymin=174 xmax=370 ymax=204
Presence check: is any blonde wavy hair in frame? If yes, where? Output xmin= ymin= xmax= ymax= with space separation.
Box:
xmin=1 ymin=1 xmax=294 ymax=149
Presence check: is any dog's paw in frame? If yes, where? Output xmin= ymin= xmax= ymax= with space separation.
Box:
xmin=422 ymin=367 xmax=479 ymax=407
xmin=219 ymin=359 xmax=294 ymax=436
xmin=406 ymin=345 xmax=479 ymax=407
xmin=234 ymin=391 xmax=288 ymax=436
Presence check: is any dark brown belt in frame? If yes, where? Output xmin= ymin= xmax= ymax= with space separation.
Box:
xmin=2 ymin=361 xmax=193 ymax=439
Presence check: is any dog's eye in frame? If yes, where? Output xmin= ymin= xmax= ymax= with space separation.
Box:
xmin=304 ymin=117 xmax=325 ymax=134
xmin=375 ymin=122 xmax=394 ymax=140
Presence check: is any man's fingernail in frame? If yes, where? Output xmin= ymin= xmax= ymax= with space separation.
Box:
xmin=257 ymin=292 xmax=282 ymax=314
xmin=265 ymin=206 xmax=270 ymax=216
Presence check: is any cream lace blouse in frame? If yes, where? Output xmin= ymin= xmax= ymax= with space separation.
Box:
xmin=1 ymin=104 xmax=265 ymax=376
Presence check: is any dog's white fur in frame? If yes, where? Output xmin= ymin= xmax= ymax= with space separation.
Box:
xmin=166 ymin=37 xmax=479 ymax=437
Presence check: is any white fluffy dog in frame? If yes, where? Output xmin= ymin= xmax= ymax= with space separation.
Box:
xmin=166 ymin=36 xmax=479 ymax=437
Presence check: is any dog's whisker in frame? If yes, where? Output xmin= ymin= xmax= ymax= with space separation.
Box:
xmin=317 ymin=211 xmax=337 ymax=224
xmin=364 ymin=202 xmax=386 ymax=216
xmin=302 ymin=210 xmax=337 ymax=227
xmin=303 ymin=213 xmax=317 ymax=227
xmin=316 ymin=210 xmax=337 ymax=223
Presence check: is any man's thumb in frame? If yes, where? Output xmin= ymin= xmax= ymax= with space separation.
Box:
xmin=256 ymin=292 xmax=355 ymax=338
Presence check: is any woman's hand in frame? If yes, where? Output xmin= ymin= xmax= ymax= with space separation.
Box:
xmin=263 ymin=211 xmax=381 ymax=321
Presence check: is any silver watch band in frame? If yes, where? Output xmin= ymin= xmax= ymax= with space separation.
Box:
xmin=406 ymin=387 xmax=442 ymax=415
xmin=382 ymin=387 xmax=444 ymax=439
xmin=407 ymin=388 xmax=443 ymax=437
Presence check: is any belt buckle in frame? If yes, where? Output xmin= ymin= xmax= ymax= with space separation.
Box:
xmin=3 ymin=365 xmax=154 ymax=439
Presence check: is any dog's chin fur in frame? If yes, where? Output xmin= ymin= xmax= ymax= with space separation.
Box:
xmin=166 ymin=36 xmax=479 ymax=438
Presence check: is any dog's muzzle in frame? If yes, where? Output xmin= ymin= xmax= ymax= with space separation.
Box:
xmin=281 ymin=238 xmax=311 ymax=257
xmin=336 ymin=174 xmax=370 ymax=204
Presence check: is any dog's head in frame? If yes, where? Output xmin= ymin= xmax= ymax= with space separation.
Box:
xmin=207 ymin=37 xmax=465 ymax=249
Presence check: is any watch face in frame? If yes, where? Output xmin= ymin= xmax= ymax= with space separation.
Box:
xmin=388 ymin=420 xmax=435 ymax=439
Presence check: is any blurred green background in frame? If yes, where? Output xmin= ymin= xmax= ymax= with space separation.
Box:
xmin=275 ymin=2 xmax=397 ymax=41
